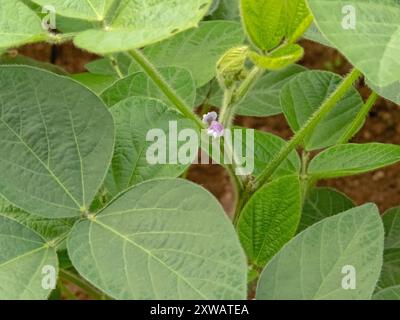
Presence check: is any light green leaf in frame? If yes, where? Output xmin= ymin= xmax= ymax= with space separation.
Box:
xmin=105 ymin=97 xmax=197 ymax=196
xmin=68 ymin=178 xmax=247 ymax=300
xmin=240 ymin=0 xmax=286 ymax=50
xmin=249 ymin=44 xmax=304 ymax=70
xmin=281 ymin=70 xmax=364 ymax=150
xmin=307 ymin=0 xmax=400 ymax=87
xmin=308 ymin=143 xmax=400 ymax=179
xmin=284 ymin=0 xmax=313 ymax=43
xmin=0 ymin=0 xmax=47 ymax=49
xmin=373 ymin=285 xmax=400 ymax=300
xmin=304 ymin=23 xmax=334 ymax=48
xmin=143 ymin=21 xmax=245 ymax=87
xmin=298 ymin=187 xmax=354 ymax=233
xmin=196 ymin=65 xmax=305 ymax=116
xmin=0 ymin=66 xmax=114 ymax=218
xmin=73 ymin=0 xmax=213 ymax=54
xmin=101 ymin=66 xmax=196 ymax=108
xmin=367 ymin=79 xmax=400 ymax=106
xmin=70 ymin=73 xmax=117 ymax=94
xmin=0 ymin=214 xmax=58 ymax=299
xmin=238 ymin=175 xmax=301 ymax=267
xmin=383 ymin=207 xmax=400 ymax=250
xmin=31 ymin=0 xmax=115 ymax=21
xmin=256 ymin=204 xmax=384 ymax=300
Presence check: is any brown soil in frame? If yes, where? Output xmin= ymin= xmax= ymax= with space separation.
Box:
xmin=15 ymin=40 xmax=400 ymax=215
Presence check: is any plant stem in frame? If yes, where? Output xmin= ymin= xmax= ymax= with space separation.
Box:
xmin=59 ymin=269 xmax=104 ymax=300
xmin=253 ymin=68 xmax=362 ymax=190
xmin=129 ymin=49 xmax=205 ymax=130
xmin=336 ymin=91 xmax=378 ymax=144
xmin=300 ymin=150 xmax=310 ymax=201
xmin=109 ymin=55 xmax=124 ymax=79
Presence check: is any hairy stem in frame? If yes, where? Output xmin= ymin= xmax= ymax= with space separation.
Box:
xmin=109 ymin=55 xmax=124 ymax=79
xmin=129 ymin=49 xmax=205 ymax=129
xmin=253 ymin=68 xmax=362 ymax=190
xmin=337 ymin=91 xmax=378 ymax=144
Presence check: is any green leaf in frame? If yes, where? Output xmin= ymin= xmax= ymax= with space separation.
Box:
xmin=0 ymin=205 xmax=75 ymax=243
xmin=373 ymin=285 xmax=400 ymax=300
xmin=0 ymin=66 xmax=114 ymax=218
xmin=281 ymin=70 xmax=364 ymax=150
xmin=31 ymin=0 xmax=114 ymax=21
xmin=196 ymin=65 xmax=305 ymax=116
xmin=105 ymin=97 xmax=197 ymax=196
xmin=238 ymin=176 xmax=301 ymax=267
xmin=85 ymin=53 xmax=135 ymax=77
xmin=367 ymin=79 xmax=400 ymax=106
xmin=73 ymin=0 xmax=213 ymax=54
xmin=0 ymin=0 xmax=47 ymax=49
xmin=284 ymin=0 xmax=313 ymax=43
xmin=249 ymin=44 xmax=304 ymax=70
xmin=298 ymin=187 xmax=354 ymax=233
xmin=375 ymin=207 xmax=400 ymax=291
xmin=308 ymin=143 xmax=400 ymax=179
xmin=101 ymin=66 xmax=196 ymax=108
xmin=304 ymin=23 xmax=334 ymax=48
xmin=143 ymin=21 xmax=245 ymax=87
xmin=0 ymin=54 xmax=67 ymax=75
xmin=0 ymin=214 xmax=58 ymax=299
xmin=209 ymin=0 xmax=240 ymax=21
xmin=240 ymin=0 xmax=286 ymax=50
xmin=68 ymin=178 xmax=247 ymax=299
xmin=235 ymin=128 xmax=300 ymax=178
xmin=70 ymin=73 xmax=117 ymax=94
xmin=256 ymin=204 xmax=384 ymax=300
xmin=307 ymin=0 xmax=400 ymax=87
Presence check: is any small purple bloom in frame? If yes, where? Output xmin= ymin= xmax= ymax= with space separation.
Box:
xmin=208 ymin=121 xmax=225 ymax=138
xmin=202 ymin=111 xmax=218 ymax=126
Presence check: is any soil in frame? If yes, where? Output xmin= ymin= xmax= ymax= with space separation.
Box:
xmin=15 ymin=40 xmax=400 ymax=215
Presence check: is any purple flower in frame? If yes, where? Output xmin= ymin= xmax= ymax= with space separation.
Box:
xmin=208 ymin=121 xmax=225 ymax=138
xmin=202 ymin=111 xmax=218 ymax=126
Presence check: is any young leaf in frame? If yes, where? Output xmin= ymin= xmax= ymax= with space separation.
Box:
xmin=307 ymin=0 xmax=400 ymax=87
xmin=284 ymin=0 xmax=313 ymax=43
xmin=373 ymin=285 xmax=400 ymax=300
xmin=105 ymin=97 xmax=197 ymax=196
xmin=0 ymin=0 xmax=47 ymax=49
xmin=237 ymin=175 xmax=302 ymax=267
xmin=72 ymin=0 xmax=213 ymax=54
xmin=196 ymin=65 xmax=305 ymax=116
xmin=101 ymin=66 xmax=196 ymax=108
xmin=0 ymin=66 xmax=114 ymax=218
xmin=298 ymin=187 xmax=354 ymax=233
xmin=68 ymin=179 xmax=247 ymax=300
xmin=240 ymin=0 xmax=286 ymax=51
xmin=143 ymin=21 xmax=245 ymax=87
xmin=308 ymin=143 xmax=400 ymax=179
xmin=256 ymin=204 xmax=384 ymax=300
xmin=281 ymin=70 xmax=364 ymax=151
xmin=249 ymin=44 xmax=304 ymax=70
xmin=0 ymin=214 xmax=58 ymax=299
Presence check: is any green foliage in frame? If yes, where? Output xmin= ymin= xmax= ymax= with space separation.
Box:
xmin=256 ymin=204 xmax=384 ymax=300
xmin=238 ymin=176 xmax=301 ymax=267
